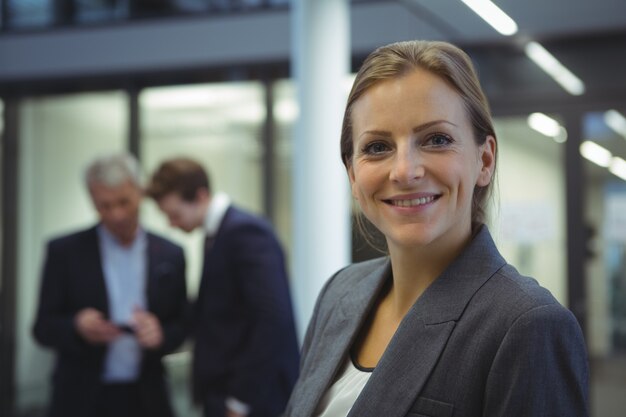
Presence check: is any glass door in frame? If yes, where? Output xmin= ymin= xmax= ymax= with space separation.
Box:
xmin=582 ymin=108 xmax=626 ymax=417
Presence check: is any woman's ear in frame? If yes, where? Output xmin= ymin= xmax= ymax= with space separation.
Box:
xmin=477 ymin=135 xmax=496 ymax=187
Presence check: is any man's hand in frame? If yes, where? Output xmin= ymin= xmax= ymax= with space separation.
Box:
xmin=225 ymin=397 xmax=250 ymax=417
xmin=74 ymin=308 xmax=121 ymax=344
xmin=132 ymin=309 xmax=163 ymax=349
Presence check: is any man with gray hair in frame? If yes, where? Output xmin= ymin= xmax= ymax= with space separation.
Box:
xmin=33 ymin=152 xmax=188 ymax=417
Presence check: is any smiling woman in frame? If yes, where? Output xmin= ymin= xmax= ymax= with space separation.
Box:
xmin=284 ymin=40 xmax=589 ymax=417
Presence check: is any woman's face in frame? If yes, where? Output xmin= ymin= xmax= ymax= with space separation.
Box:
xmin=348 ymin=67 xmax=495 ymax=252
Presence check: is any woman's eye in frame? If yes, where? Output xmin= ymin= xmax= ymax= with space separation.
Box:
xmin=424 ymin=133 xmax=453 ymax=147
xmin=363 ymin=142 xmax=390 ymax=155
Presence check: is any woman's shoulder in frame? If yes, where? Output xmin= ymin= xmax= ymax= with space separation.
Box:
xmin=333 ymin=256 xmax=388 ymax=284
xmin=493 ymin=264 xmax=558 ymax=302
xmin=480 ymin=263 xmax=574 ymax=325
xmin=338 ymin=256 xmax=389 ymax=279
xmin=316 ymin=257 xmax=389 ymax=305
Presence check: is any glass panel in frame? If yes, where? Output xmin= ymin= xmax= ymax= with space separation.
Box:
xmin=490 ymin=114 xmax=567 ymax=304
xmin=15 ymin=91 xmax=127 ymax=415
xmin=140 ymin=81 xmax=265 ymax=417
xmin=176 ymin=0 xmax=209 ymax=13
xmin=272 ymin=79 xmax=295 ymax=265
xmin=583 ymin=108 xmax=626 ymax=417
xmin=3 ymin=0 xmax=291 ymax=29
xmin=7 ymin=0 xmax=54 ymax=28
xmin=73 ymin=0 xmax=128 ymax=24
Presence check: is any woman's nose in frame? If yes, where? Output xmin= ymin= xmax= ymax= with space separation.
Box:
xmin=390 ymin=145 xmax=425 ymax=184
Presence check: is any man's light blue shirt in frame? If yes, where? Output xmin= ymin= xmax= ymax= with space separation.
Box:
xmin=97 ymin=225 xmax=147 ymax=382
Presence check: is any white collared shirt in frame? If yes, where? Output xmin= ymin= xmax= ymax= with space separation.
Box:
xmin=97 ymin=225 xmax=147 ymax=382
xmin=204 ymin=192 xmax=231 ymax=237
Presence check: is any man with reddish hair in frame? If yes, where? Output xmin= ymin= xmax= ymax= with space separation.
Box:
xmin=147 ymin=157 xmax=299 ymax=417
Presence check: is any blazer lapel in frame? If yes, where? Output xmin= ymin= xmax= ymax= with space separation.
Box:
xmin=297 ymin=261 xmax=391 ymax=417
xmin=347 ymin=312 xmax=455 ymax=417
xmin=146 ymin=234 xmax=157 ymax=310
xmin=348 ymin=226 xmax=506 ymax=417
xmin=84 ymin=226 xmax=109 ymax=315
xmin=145 ymin=233 xmax=174 ymax=310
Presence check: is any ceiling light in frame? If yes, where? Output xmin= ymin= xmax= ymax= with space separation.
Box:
xmin=580 ymin=141 xmax=612 ymax=168
xmin=527 ymin=112 xmax=561 ymax=137
xmin=604 ymin=109 xmax=626 ymax=139
xmin=461 ymin=0 xmax=518 ymax=36
xmin=524 ymin=41 xmax=585 ymax=96
xmin=610 ymin=157 xmax=626 ymax=181
xmin=553 ymin=127 xmax=568 ymax=143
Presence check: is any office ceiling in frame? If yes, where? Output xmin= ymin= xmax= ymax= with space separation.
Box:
xmin=385 ymin=0 xmax=625 ymax=44
xmin=349 ymin=0 xmax=626 ymax=111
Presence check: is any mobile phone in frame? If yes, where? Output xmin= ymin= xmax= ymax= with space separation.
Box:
xmin=118 ymin=324 xmax=135 ymax=334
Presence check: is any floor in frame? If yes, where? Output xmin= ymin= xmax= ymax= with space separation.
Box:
xmin=590 ymin=355 xmax=626 ymax=417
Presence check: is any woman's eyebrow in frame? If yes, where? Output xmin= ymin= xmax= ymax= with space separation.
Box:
xmin=412 ymin=120 xmax=457 ymax=133
xmin=358 ymin=120 xmax=458 ymax=140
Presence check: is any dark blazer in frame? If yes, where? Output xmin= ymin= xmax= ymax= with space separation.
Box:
xmin=285 ymin=226 xmax=589 ymax=417
xmin=33 ymin=225 xmax=187 ymax=417
xmin=192 ymin=205 xmax=300 ymax=417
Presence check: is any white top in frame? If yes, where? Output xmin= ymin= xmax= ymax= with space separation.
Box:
xmin=203 ymin=192 xmax=231 ymax=236
xmin=314 ymin=356 xmax=373 ymax=417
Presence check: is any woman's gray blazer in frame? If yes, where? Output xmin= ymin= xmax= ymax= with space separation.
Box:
xmin=285 ymin=226 xmax=589 ymax=417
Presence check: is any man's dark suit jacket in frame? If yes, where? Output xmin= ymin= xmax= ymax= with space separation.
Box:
xmin=192 ymin=205 xmax=300 ymax=417
xmin=285 ymin=226 xmax=589 ymax=417
xmin=33 ymin=225 xmax=187 ymax=417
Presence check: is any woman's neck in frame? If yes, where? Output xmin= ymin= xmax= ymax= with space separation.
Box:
xmin=385 ymin=232 xmax=472 ymax=319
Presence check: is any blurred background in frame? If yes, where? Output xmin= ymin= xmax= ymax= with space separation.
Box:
xmin=0 ymin=0 xmax=625 ymax=416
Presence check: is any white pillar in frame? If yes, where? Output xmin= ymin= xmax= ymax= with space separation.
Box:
xmin=291 ymin=0 xmax=351 ymax=341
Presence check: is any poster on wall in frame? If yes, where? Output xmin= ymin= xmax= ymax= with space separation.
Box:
xmin=499 ymin=200 xmax=557 ymax=244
